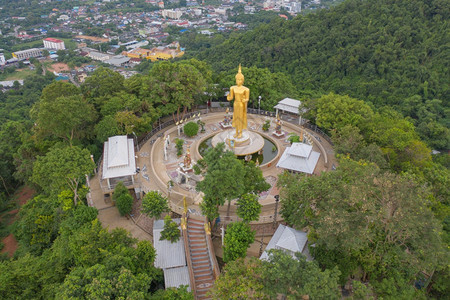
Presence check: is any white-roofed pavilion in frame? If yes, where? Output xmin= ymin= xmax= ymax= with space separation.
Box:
xmin=101 ymin=135 xmax=137 ymax=190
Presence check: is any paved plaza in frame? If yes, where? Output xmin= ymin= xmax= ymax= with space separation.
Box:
xmin=89 ymin=111 xmax=336 ymax=245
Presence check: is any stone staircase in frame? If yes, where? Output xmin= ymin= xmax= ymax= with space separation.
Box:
xmin=186 ymin=218 xmax=215 ymax=299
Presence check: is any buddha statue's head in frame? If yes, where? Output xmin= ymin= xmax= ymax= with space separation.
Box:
xmin=235 ymin=64 xmax=244 ymax=86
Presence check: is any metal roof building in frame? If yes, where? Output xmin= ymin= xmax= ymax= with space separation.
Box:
xmin=102 ymin=135 xmax=136 ymax=189
xmin=153 ymin=219 xmax=191 ymax=291
xmin=276 ymin=142 xmax=320 ymax=174
xmin=260 ymin=224 xmax=313 ymax=261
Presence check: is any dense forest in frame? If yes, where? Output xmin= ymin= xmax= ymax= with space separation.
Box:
xmin=0 ymin=0 xmax=448 ymax=298
xmin=186 ymin=0 xmax=449 ymax=149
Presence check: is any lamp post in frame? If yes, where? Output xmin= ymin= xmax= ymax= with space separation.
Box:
xmin=273 ymin=195 xmax=280 ymax=229
xmin=258 ymin=96 xmax=261 ymax=115
xmin=132 ymin=131 xmax=139 ymax=152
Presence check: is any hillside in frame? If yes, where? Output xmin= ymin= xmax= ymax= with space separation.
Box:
xmin=193 ymin=0 xmax=449 ymax=148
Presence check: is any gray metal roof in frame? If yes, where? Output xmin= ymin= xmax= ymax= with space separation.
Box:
xmin=102 ymin=136 xmax=136 ymax=179
xmin=260 ymin=224 xmax=312 ymax=261
xmin=276 ymin=143 xmax=320 ymax=174
xmin=153 ymin=219 xmax=187 ymax=269
xmin=274 ymin=98 xmax=303 ymax=115
xmin=163 ymin=266 xmax=191 ymax=291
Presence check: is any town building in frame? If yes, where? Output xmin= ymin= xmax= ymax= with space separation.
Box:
xmin=43 ymin=37 xmax=66 ymax=50
xmin=12 ymin=48 xmax=43 ymax=60
xmin=161 ymin=9 xmax=183 ymax=19
xmin=87 ymin=51 xmax=110 ymax=61
xmin=0 ymin=53 xmax=5 ymax=66
xmin=122 ymin=42 xmax=184 ymax=62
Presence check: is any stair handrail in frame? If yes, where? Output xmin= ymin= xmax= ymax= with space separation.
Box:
xmin=204 ymin=220 xmax=221 ymax=280
xmin=182 ymin=212 xmax=197 ymax=299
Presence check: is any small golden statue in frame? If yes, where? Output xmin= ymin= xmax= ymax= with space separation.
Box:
xmin=227 ymin=64 xmax=250 ymax=139
xmin=183 ymin=147 xmax=192 ymax=168
xmin=275 ymin=114 xmax=282 ymax=134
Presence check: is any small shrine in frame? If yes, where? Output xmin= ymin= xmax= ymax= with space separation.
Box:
xmin=272 ymin=114 xmax=285 ymax=137
xmin=220 ymin=108 xmax=233 ymax=129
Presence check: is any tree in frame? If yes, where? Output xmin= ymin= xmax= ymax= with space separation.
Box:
xmin=144 ymin=61 xmax=206 ymax=123
xmin=196 ymin=143 xmax=245 ymax=219
xmin=236 ymin=193 xmax=261 ymax=223
xmin=32 ymin=145 xmax=95 ymax=205
xmin=81 ymin=67 xmax=125 ymax=108
xmin=160 ymin=215 xmax=180 ymax=243
xmin=183 ymin=122 xmax=199 ymax=137
xmin=223 ymin=221 xmax=255 ymax=263
xmin=209 ymin=257 xmax=268 ymax=299
xmin=113 ymin=182 xmax=133 ymax=216
xmin=34 ymin=94 xmax=97 ymax=145
xmin=242 ymin=161 xmax=270 ymax=195
xmin=141 ymin=191 xmax=169 ymax=219
xmin=261 ymin=250 xmax=341 ymax=299
xmin=278 ymin=158 xmax=445 ymax=288
xmin=305 ymin=93 xmax=374 ymax=133
xmin=152 ymin=286 xmax=193 ymax=299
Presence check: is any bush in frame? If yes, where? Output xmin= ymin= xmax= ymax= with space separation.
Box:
xmin=160 ymin=215 xmax=180 ymax=243
xmin=175 ymin=138 xmax=184 ymax=156
xmin=262 ymin=120 xmax=270 ymax=131
xmin=184 ymin=122 xmax=199 ymax=137
xmin=288 ymin=133 xmax=300 ymax=144
xmin=113 ymin=182 xmax=133 ymax=216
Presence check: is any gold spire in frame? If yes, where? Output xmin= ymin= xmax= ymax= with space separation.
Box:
xmin=236 ymin=64 xmax=244 ymax=80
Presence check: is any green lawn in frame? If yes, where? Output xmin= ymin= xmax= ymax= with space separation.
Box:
xmin=0 ymin=69 xmax=35 ymax=81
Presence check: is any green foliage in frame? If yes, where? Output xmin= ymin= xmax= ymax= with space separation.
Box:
xmin=32 ymin=81 xmax=96 ymax=145
xmin=183 ymin=121 xmax=199 ymax=137
xmin=287 ymin=133 xmax=300 ymax=144
xmin=14 ymin=195 xmax=64 ymax=255
xmin=236 ymin=193 xmax=261 ymax=223
xmin=175 ymin=138 xmax=184 ymax=156
xmin=143 ymin=61 xmax=206 ymax=122
xmin=262 ymin=120 xmax=270 ymax=131
xmin=278 ymin=158 xmax=445 ymax=290
xmin=212 ymin=250 xmax=341 ymax=299
xmin=196 ymin=143 xmax=246 ymax=220
xmin=242 ymin=161 xmax=270 ymax=195
xmin=306 ymin=93 xmax=374 ymax=133
xmin=113 ymin=182 xmax=133 ymax=216
xmin=160 ymin=215 xmax=180 ymax=243
xmin=223 ymin=221 xmax=255 ymax=263
xmin=32 ymin=145 xmax=95 ymax=205
xmin=141 ymin=191 xmax=169 ymax=219
xmin=81 ymin=67 xmax=125 ymax=108
xmin=152 ymin=286 xmax=194 ymax=299
xmin=262 ymin=250 xmax=341 ymax=299
xmin=210 ymin=257 xmax=268 ymax=299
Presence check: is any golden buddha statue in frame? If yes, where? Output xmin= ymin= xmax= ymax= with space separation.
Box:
xmin=227 ymin=64 xmax=250 ymax=139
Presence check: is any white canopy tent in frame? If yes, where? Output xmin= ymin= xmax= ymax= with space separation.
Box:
xmin=102 ymin=135 xmax=136 ymax=190
xmin=276 ymin=142 xmax=320 ymax=175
